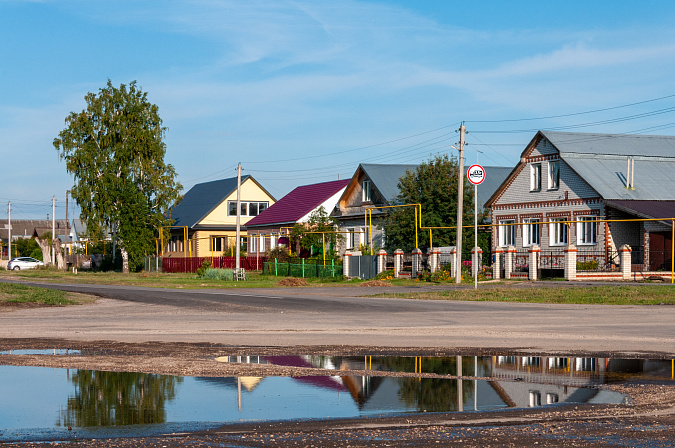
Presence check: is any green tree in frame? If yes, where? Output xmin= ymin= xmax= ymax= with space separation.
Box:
xmin=54 ymin=80 xmax=182 ymax=272
xmin=384 ymin=154 xmax=479 ymax=253
xmin=289 ymin=206 xmax=343 ymax=258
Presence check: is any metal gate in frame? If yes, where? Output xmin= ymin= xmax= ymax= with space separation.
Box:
xmin=348 ymin=255 xmax=377 ymax=279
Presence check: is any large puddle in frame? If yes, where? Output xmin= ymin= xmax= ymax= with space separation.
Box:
xmin=0 ymin=354 xmax=672 ymax=442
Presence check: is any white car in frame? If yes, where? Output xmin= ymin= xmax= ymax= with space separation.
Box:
xmin=7 ymin=257 xmax=44 ymax=271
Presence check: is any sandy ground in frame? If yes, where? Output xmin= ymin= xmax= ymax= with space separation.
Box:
xmin=1 ymin=284 xmax=675 ymax=447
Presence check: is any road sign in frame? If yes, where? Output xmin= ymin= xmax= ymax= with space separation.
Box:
xmin=467 ymin=164 xmax=485 ymax=185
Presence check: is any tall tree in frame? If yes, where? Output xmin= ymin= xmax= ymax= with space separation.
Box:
xmin=384 ymin=154 xmax=479 ymax=253
xmin=54 ymin=80 xmax=182 ymax=272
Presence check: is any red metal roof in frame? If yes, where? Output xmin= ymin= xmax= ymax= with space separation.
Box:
xmin=245 ymin=179 xmax=350 ymax=227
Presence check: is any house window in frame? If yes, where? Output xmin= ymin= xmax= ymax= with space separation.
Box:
xmin=577 ymin=216 xmax=597 ymax=245
xmin=211 ymin=236 xmax=226 ymax=252
xmin=362 ymin=180 xmax=372 ymax=202
xmin=498 ymin=219 xmax=515 ymax=247
xmin=549 ymin=218 xmax=568 ymax=246
xmin=259 ymin=233 xmax=266 ymax=252
xmin=228 ymin=201 xmax=270 ymax=216
xmin=522 ymin=218 xmax=541 ymax=246
xmin=249 ymin=234 xmax=258 ymax=253
xmin=548 ymin=161 xmax=560 ymax=190
xmin=530 ymin=164 xmax=542 ymax=191
xmin=270 ymin=233 xmax=278 ymax=248
xmin=347 ymin=227 xmax=362 ymax=249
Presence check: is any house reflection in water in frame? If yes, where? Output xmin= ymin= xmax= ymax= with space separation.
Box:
xmin=212 ymin=354 xmax=672 ymax=414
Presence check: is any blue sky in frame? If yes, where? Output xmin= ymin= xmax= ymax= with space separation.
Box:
xmin=2 ymin=0 xmax=675 ymax=219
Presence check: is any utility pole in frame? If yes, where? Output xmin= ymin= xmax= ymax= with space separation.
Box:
xmin=455 ymin=123 xmax=465 ymax=284
xmin=235 ymin=163 xmax=242 ymax=271
xmin=7 ymin=201 xmax=11 ymax=260
xmin=65 ymin=190 xmax=69 ymax=255
xmin=52 ymin=196 xmax=56 ymax=265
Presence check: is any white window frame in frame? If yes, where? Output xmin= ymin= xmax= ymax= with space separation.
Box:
xmin=549 ymin=218 xmax=568 ymax=246
xmin=362 ymin=180 xmax=372 ymax=202
xmin=259 ymin=233 xmax=266 ymax=252
xmin=498 ymin=219 xmax=516 ymax=247
xmin=530 ymin=163 xmax=542 ymax=191
xmin=548 ymin=161 xmax=560 ymax=190
xmin=576 ymin=216 xmax=597 ymax=245
xmin=249 ymin=234 xmax=258 ymax=253
xmin=227 ymin=201 xmax=270 ymax=217
xmin=522 ymin=218 xmax=541 ymax=247
xmin=211 ymin=236 xmax=225 ymax=252
xmin=270 ymin=232 xmax=278 ymax=248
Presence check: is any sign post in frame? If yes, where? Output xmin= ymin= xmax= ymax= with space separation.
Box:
xmin=467 ymin=165 xmax=485 ymax=289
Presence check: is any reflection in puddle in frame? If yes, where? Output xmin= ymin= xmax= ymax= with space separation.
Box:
xmin=0 ymin=349 xmax=80 ymax=355
xmin=1 ymin=354 xmax=671 ymax=442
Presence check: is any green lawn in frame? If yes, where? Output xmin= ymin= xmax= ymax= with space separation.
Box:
xmin=379 ymin=284 xmax=675 ymax=305
xmin=0 ymin=282 xmax=80 ymax=306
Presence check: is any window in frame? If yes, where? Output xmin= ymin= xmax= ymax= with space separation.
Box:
xmin=577 ymin=216 xmax=597 ymax=245
xmin=549 ymin=218 xmax=568 ymax=246
xmin=259 ymin=233 xmax=266 ymax=252
xmin=270 ymin=233 xmax=278 ymax=248
xmin=548 ymin=161 xmax=560 ymax=190
xmin=530 ymin=164 xmax=542 ymax=191
xmin=249 ymin=234 xmax=258 ymax=253
xmin=211 ymin=236 xmax=225 ymax=252
xmin=362 ymin=180 xmax=372 ymax=202
xmin=498 ymin=219 xmax=515 ymax=247
xmin=347 ymin=227 xmax=362 ymax=249
xmin=522 ymin=218 xmax=541 ymax=246
xmin=228 ymin=201 xmax=270 ymax=216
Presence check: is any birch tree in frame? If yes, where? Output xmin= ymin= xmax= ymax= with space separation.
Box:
xmin=54 ymin=80 xmax=182 ymax=272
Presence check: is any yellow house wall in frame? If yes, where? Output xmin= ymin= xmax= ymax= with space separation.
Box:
xmin=199 ymin=178 xmax=275 ymax=227
xmin=193 ymin=178 xmax=276 ymax=257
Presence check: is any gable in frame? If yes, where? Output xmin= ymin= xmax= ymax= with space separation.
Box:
xmin=199 ymin=177 xmax=276 ymax=227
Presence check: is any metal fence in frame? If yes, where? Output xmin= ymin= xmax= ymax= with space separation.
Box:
xmin=263 ymin=258 xmax=343 ymax=278
xmin=162 ymin=256 xmax=266 ymax=273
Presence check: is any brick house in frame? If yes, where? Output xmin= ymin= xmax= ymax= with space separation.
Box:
xmin=485 ymin=131 xmax=675 ymax=272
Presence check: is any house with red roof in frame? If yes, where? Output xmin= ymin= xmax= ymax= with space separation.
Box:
xmin=245 ymin=179 xmax=350 ymax=254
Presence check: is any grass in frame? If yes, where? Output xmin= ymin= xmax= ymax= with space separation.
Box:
xmin=0 ymin=282 xmax=78 ymax=306
xmin=2 ymin=269 xmax=674 ymax=306
xmin=380 ymin=284 xmax=675 ymax=305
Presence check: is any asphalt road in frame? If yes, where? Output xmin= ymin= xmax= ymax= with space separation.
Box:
xmin=1 ymin=280 xmax=674 ymax=356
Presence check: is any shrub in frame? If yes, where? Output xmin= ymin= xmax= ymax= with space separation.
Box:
xmin=375 ymin=269 xmax=395 ymax=280
xmin=202 ymin=268 xmax=234 ymax=281
xmin=267 ymin=246 xmax=291 ymax=263
xmin=196 ymin=259 xmax=212 ymax=278
xmin=577 ymin=260 xmax=599 ymax=270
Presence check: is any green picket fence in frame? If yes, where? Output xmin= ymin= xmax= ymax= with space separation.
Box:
xmin=263 ymin=258 xmax=343 ymax=278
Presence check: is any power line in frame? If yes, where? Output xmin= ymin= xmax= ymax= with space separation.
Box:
xmin=466 ymin=93 xmax=675 ymax=123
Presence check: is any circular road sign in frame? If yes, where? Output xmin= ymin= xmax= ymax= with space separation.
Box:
xmin=467 ymin=164 xmax=485 ymax=185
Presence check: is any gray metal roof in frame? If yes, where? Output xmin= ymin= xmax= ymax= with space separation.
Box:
xmin=475 ymin=166 xmax=512 ymax=209
xmin=169 ymin=176 xmax=249 ymax=228
xmin=360 ymin=164 xmax=418 ymax=202
xmin=542 ymin=131 xmax=675 ymax=200
xmin=542 ymin=130 xmax=675 ymax=157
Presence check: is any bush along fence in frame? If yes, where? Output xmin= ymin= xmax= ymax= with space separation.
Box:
xmin=263 ymin=258 xmax=343 ymax=278
xmin=345 ymin=243 xmax=671 ymax=282
xmin=162 ymin=256 xmax=266 ymax=273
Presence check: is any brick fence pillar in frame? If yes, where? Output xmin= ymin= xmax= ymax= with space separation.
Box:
xmin=528 ymin=244 xmax=541 ymax=281
xmin=620 ymin=244 xmax=632 ymax=280
xmin=449 ymin=246 xmax=457 ymax=278
xmin=411 ymin=248 xmax=423 ymax=278
xmin=430 ymin=247 xmax=441 ymax=273
xmin=564 ymin=244 xmax=577 ymax=281
xmin=492 ymin=246 xmax=504 ymax=280
xmin=343 ymin=252 xmax=352 ymax=278
xmin=394 ymin=249 xmax=404 ymax=278
xmin=504 ymin=245 xmax=516 ymax=279
xmin=471 ymin=246 xmax=483 ymax=278
xmin=376 ymin=249 xmax=388 ymax=275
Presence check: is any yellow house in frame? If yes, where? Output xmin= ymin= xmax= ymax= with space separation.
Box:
xmin=165 ymin=175 xmax=276 ymax=257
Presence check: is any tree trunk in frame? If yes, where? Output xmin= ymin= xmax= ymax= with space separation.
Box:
xmin=121 ymin=248 xmax=129 ymax=274
xmin=53 ymin=239 xmax=66 ymax=270
xmin=35 ymin=237 xmax=52 ymax=266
